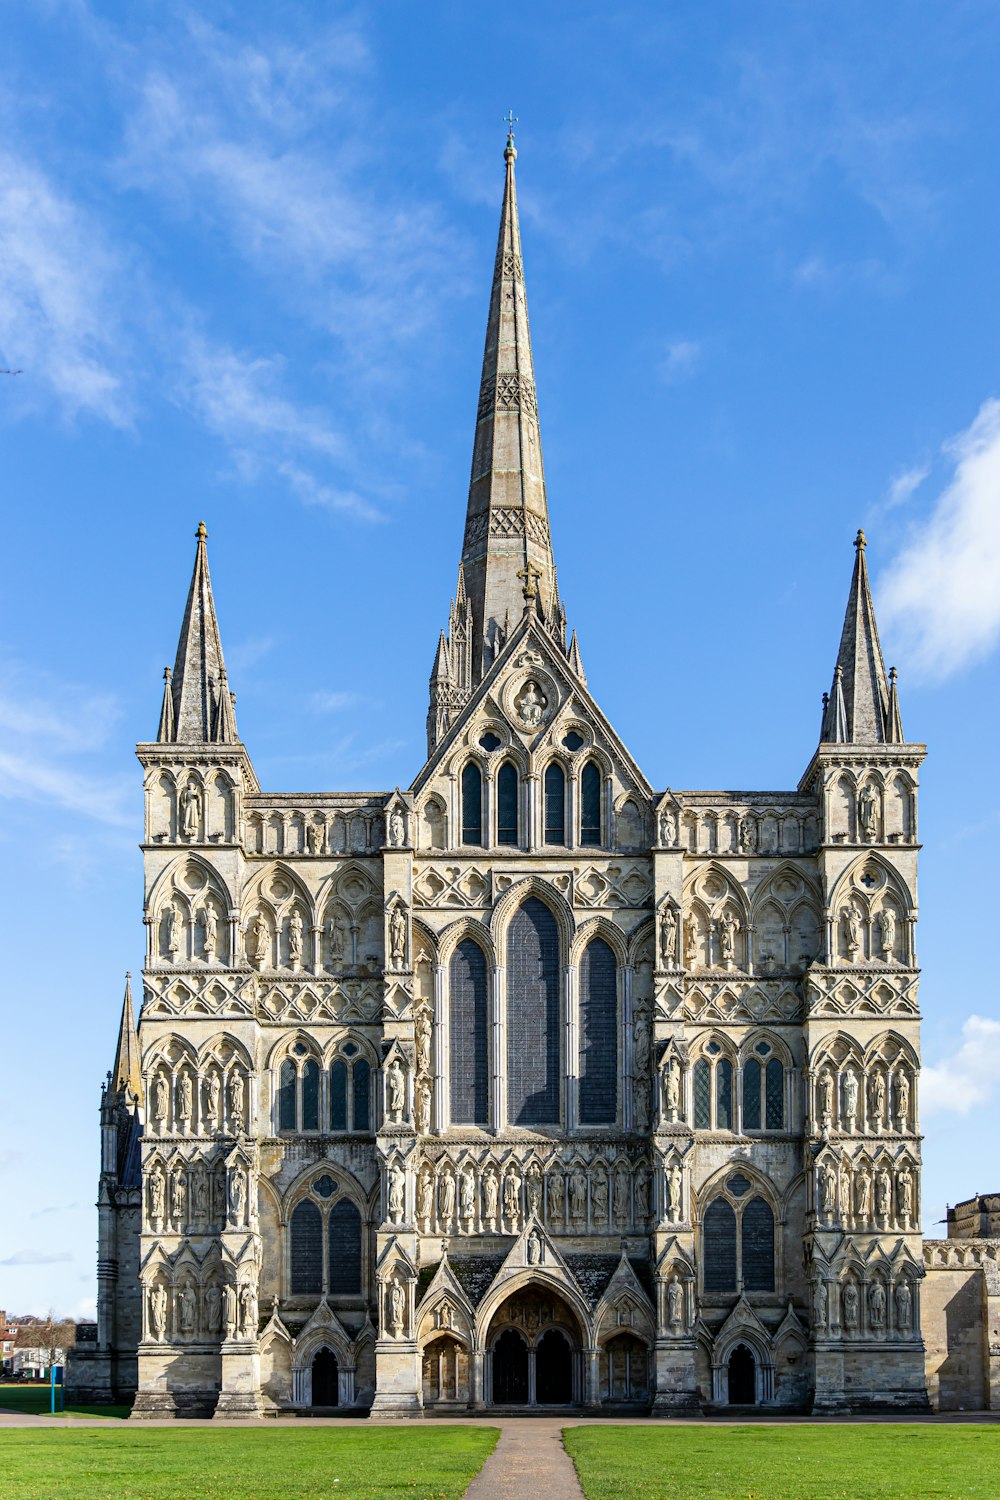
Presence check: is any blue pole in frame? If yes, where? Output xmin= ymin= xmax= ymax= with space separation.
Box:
xmin=50 ymin=1363 xmax=55 ymax=1415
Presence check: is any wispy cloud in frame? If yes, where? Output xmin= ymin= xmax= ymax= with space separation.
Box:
xmin=0 ymin=1249 xmax=73 ymax=1266
xmin=278 ymin=462 xmax=384 ymax=524
xmin=922 ymin=1014 xmax=1000 ymax=1116
xmin=311 ymin=690 xmax=365 ymax=713
xmin=659 ymin=338 xmax=701 ymax=384
xmin=880 ymin=398 xmax=1000 ymax=679
xmin=885 ymin=461 xmax=929 ymax=510
xmin=0 ymin=149 xmax=131 ymax=425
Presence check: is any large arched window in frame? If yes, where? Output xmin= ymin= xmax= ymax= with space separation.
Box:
xmin=290 ymin=1199 xmax=323 ymax=1294
xmin=450 ymin=938 xmax=489 ymax=1125
xmin=580 ymin=761 xmax=601 ymax=847
xmin=328 ymin=1048 xmax=371 ymax=1133
xmin=702 ymin=1174 xmax=776 ymax=1296
xmin=302 ymin=1058 xmax=320 ymax=1131
xmin=544 ymin=764 xmax=566 ymax=846
xmin=277 ymin=1047 xmax=322 ymax=1132
xmin=507 ymin=897 xmax=561 ymax=1125
xmin=278 ymin=1058 xmax=297 ymax=1130
xmin=741 ymin=1043 xmax=786 ymax=1133
xmin=462 ymin=763 xmax=483 ymax=846
xmin=328 ymin=1198 xmax=362 ymax=1295
xmin=579 ymin=937 xmax=617 ymax=1124
xmin=497 ymin=763 xmax=519 ymax=847
xmin=693 ymin=1044 xmax=735 ymax=1131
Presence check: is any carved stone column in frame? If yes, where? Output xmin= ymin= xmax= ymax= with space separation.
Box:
xmin=432 ymin=963 xmax=446 ymax=1133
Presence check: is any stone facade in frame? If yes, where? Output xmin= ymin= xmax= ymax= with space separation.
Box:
xmin=69 ymin=134 xmax=943 ymax=1417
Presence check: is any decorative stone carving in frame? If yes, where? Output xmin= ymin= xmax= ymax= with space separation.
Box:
xmin=200 ymin=903 xmax=218 ymax=961
xmin=228 ymin=1071 xmax=245 ymax=1133
xmin=390 ymin=1281 xmax=406 ymax=1339
xmin=895 ymin=1280 xmax=912 ymax=1332
xmin=894 ymin=1067 xmax=910 ymax=1130
xmin=842 ymin=903 xmax=862 ymax=961
xmin=389 ymin=904 xmax=407 ymax=968
xmin=842 ymin=1280 xmax=859 ymax=1332
xmin=460 ymin=1164 xmax=476 ymax=1221
xmin=818 ymin=1071 xmax=834 ymax=1128
xmin=876 ymin=1167 xmax=892 ymax=1220
xmin=663 ymin=1057 xmax=681 ymax=1121
xmin=869 ymin=1070 xmax=886 ymax=1132
xmin=666 ymin=1162 xmax=682 ymax=1223
xmin=178 ymin=1283 xmax=196 ymax=1338
xmin=239 ymin=1281 xmax=257 ymax=1338
xmin=819 ymin=1162 xmax=837 ymax=1215
xmin=635 ymin=1165 xmax=650 ymax=1222
xmin=439 ymin=1168 xmax=456 ymax=1226
xmin=877 ymin=906 xmax=897 ymax=962
xmin=633 ymin=1011 xmax=651 ymax=1075
xmin=569 ymin=1167 xmax=587 ymax=1224
xmin=205 ymin=1072 xmax=221 ymax=1127
xmin=667 ymin=1277 xmax=684 ymax=1331
xmin=633 ymin=1075 xmax=650 ymax=1131
xmin=504 ymin=1165 xmax=522 ymax=1226
xmin=855 ymin=1167 xmax=871 ymax=1220
xmin=148 ymin=1169 xmax=164 ymax=1220
xmin=229 ymin=1166 xmax=247 ymax=1227
xmin=387 ymin=1056 xmax=407 ymax=1123
xmin=842 ymin=1069 xmax=858 ymax=1131
xmin=153 ymin=1075 xmax=169 ymax=1124
xmin=659 ymin=904 xmax=678 ymax=967
xmin=683 ymin=911 xmax=699 ymax=967
xmin=897 ymin=1166 xmax=913 ymax=1224
xmin=180 ymin=778 xmax=202 ymax=840
xmin=526 ymin=1163 xmax=542 ymax=1219
xmin=389 ymin=806 xmax=406 ymax=848
xmin=613 ymin=1166 xmax=630 ymax=1224
xmin=223 ymin=1281 xmax=237 ymax=1340
xmin=288 ymin=909 xmax=304 ymax=968
xmin=167 ymin=905 xmax=182 ymax=961
xmin=527 ymin=1229 xmax=543 ymax=1265
xmin=515 ymin=679 xmax=547 ymax=728
xmin=388 ymin=1162 xmax=405 ymax=1222
xmin=177 ymin=1072 xmax=193 ymax=1123
xmin=306 ymin=820 xmax=324 ymax=855
xmin=483 ymin=1166 xmax=499 ymax=1222
xmin=149 ymin=1284 xmax=167 ymax=1341
xmin=813 ymin=1280 xmax=828 ymax=1333
xmin=415 ymin=1078 xmax=431 ymax=1135
xmin=739 ymin=814 xmax=758 ymax=853
xmin=251 ymin=914 xmax=268 ymax=969
xmin=718 ymin=909 xmax=739 ymax=967
xmin=858 ymin=785 xmax=878 ymax=842
xmin=591 ymin=1167 xmax=608 ymax=1225
xmin=417 ymin=1167 xmax=434 ymax=1222
xmin=171 ymin=1169 xmax=187 ymax=1223
xmin=869 ymin=1280 xmax=886 ymax=1332
xmin=205 ymin=1281 xmax=222 ymax=1336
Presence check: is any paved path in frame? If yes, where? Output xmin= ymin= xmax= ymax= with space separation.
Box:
xmin=462 ymin=1420 xmax=583 ymax=1500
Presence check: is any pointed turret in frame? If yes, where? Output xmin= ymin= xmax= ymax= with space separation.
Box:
xmin=567 ymin=629 xmax=586 ymax=684
xmin=820 ymin=530 xmax=902 ymax=744
xmin=110 ymin=974 xmax=142 ymax=1104
xmin=158 ymin=522 xmax=238 ymax=744
xmin=460 ymin=128 xmax=559 ymax=676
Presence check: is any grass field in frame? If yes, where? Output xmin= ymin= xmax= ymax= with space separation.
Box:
xmin=0 ymin=1384 xmax=130 ymax=1420
xmin=0 ymin=1425 xmax=499 ymax=1500
xmin=564 ymin=1424 xmax=1000 ymax=1500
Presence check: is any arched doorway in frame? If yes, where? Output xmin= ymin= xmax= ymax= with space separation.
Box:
xmin=312 ymin=1347 xmax=339 ymax=1407
xmin=602 ymin=1333 xmax=650 ymax=1403
xmin=493 ymin=1329 xmax=528 ymax=1404
xmin=727 ymin=1343 xmax=756 ymax=1405
xmin=536 ymin=1328 xmax=572 ymax=1405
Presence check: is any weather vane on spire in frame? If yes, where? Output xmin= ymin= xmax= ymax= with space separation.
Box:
xmin=503 ymin=110 xmax=518 ymax=139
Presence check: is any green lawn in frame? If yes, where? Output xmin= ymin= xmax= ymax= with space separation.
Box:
xmin=564 ymin=1424 xmax=1000 ymax=1500
xmin=0 ymin=1426 xmax=498 ymax=1500
xmin=0 ymin=1384 xmax=130 ymax=1420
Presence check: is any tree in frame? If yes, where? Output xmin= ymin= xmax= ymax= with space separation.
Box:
xmin=14 ymin=1316 xmax=77 ymax=1370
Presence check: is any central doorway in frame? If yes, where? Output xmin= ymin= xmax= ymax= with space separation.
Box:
xmin=493 ymin=1329 xmax=529 ymax=1404
xmin=535 ymin=1328 xmax=572 ymax=1405
xmin=312 ymin=1347 xmax=339 ymax=1407
xmin=727 ymin=1344 xmax=756 ymax=1405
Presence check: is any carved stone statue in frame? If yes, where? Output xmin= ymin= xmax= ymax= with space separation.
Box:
xmin=149 ymin=1284 xmax=167 ymax=1341
xmin=389 ymin=806 xmax=406 ymax=848
xmin=149 ymin=1170 xmax=165 ymax=1220
xmin=869 ymin=1280 xmax=886 ymax=1331
xmin=200 ymin=903 xmax=218 ymax=961
xmin=205 ymin=1072 xmax=221 ymax=1124
xmin=171 ymin=1170 xmax=187 ymax=1223
xmin=388 ymin=1163 xmax=405 ymax=1221
xmin=895 ymin=1280 xmax=912 ymax=1332
xmin=813 ymin=1280 xmax=828 ymax=1333
xmin=251 ymin=914 xmax=269 ymax=968
xmin=897 ymin=1167 xmax=913 ymax=1223
xmin=415 ymin=1078 xmax=431 ymax=1135
xmin=635 ymin=1166 xmax=650 ymax=1221
xmin=633 ymin=1013 xmax=651 ymax=1074
xmin=389 ymin=905 xmax=407 ymax=968
xmin=526 ymin=1228 xmax=543 ymax=1265
xmin=894 ymin=1067 xmax=910 ymax=1129
xmin=667 ymin=1277 xmax=684 ymax=1331
xmin=504 ymin=1168 xmax=521 ymax=1224
xmin=205 ymin=1282 xmax=222 ymax=1336
xmin=855 ymin=1169 xmax=871 ymax=1220
xmin=842 ymin=1069 xmax=859 ymax=1130
xmin=177 ymin=1072 xmax=193 ymax=1122
xmin=591 ymin=1169 xmax=609 ymax=1224
xmin=153 ymin=1074 xmax=169 ymax=1122
xmin=192 ymin=1163 xmax=209 ymax=1218
xmin=876 ymin=1167 xmax=892 ymax=1219
xmin=483 ymin=1168 xmax=499 ymax=1221
xmin=517 ymin=680 xmax=547 ymax=728
xmin=842 ymin=1280 xmax=859 ymax=1332
xmin=228 ymin=1071 xmax=245 ymax=1132
xmin=858 ymin=786 xmax=878 ymax=842
xmin=658 ymin=809 xmax=676 ymax=847
xmin=178 ymin=1283 xmax=196 ymax=1338
xmin=416 ymin=1169 xmax=434 ymax=1222
xmin=439 ymin=1170 xmax=456 ymax=1224
xmin=306 ymin=820 xmax=324 ymax=854
xmin=667 ymin=1163 xmax=683 ymax=1223
xmin=390 ymin=1282 xmax=405 ymax=1338
xmin=180 ymin=778 xmax=202 ymax=839
xmin=387 ymin=1056 xmax=406 ymax=1121
xmin=659 ymin=904 xmax=678 ymax=967
xmin=288 ymin=909 xmax=304 ymax=967
xmin=719 ymin=909 xmax=739 ymax=966
xmin=818 ymin=1071 xmax=834 ymax=1126
xmin=683 ymin=911 xmax=699 ymax=966
xmin=877 ymin=906 xmax=897 ymax=961
xmin=613 ymin=1166 xmax=630 ymax=1224
xmin=869 ymin=1070 xmax=886 ymax=1129
xmin=842 ymin=903 xmax=861 ymax=960
xmin=460 ymin=1165 xmax=476 ymax=1220
xmin=167 ymin=905 xmax=182 ymax=960
xmin=663 ymin=1057 xmax=681 ymax=1119
xmin=820 ymin=1162 xmax=837 ymax=1214
xmin=223 ymin=1281 xmax=237 ymax=1340
xmin=328 ymin=917 xmax=346 ymax=965
xmin=739 ymin=814 xmax=758 ymax=853
xmin=546 ymin=1169 xmax=564 ymax=1222
xmin=569 ymin=1168 xmax=587 ymax=1222
xmin=633 ymin=1075 xmax=651 ymax=1131
xmin=415 ymin=1008 xmax=431 ymax=1074
xmin=239 ymin=1281 xmax=257 ymax=1338
xmin=229 ymin=1167 xmax=247 ymax=1226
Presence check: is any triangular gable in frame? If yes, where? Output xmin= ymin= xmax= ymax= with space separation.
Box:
xmin=297 ymin=1296 xmax=353 ymax=1349
xmin=492 ymin=1215 xmax=576 ymax=1287
xmin=714 ymin=1293 xmax=770 ymax=1348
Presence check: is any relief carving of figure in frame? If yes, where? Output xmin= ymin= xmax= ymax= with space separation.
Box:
xmin=517 ymin=680 xmax=547 ymax=728
xmin=842 ymin=1069 xmax=859 ymax=1130
xmin=178 ymin=1283 xmax=196 ymax=1338
xmin=633 ymin=1012 xmax=651 ymax=1075
xmin=877 ymin=906 xmax=897 ymax=961
xmin=460 ymin=1165 xmax=476 ymax=1220
xmin=389 ymin=905 xmax=407 ymax=968
xmin=591 ymin=1169 xmax=609 ymax=1224
xmin=503 ymin=1168 xmax=521 ymax=1224
xmin=569 ymin=1168 xmax=587 ymax=1223
xmin=415 ymin=1008 xmax=431 ymax=1075
xmin=633 ymin=1075 xmax=651 ymax=1131
xmin=842 ymin=1280 xmax=860 ymax=1332
xmin=388 ymin=1163 xmax=405 ymax=1221
xmin=858 ymin=786 xmax=878 ymax=842
xmin=483 ymin=1168 xmax=499 ymax=1221
xmin=663 ymin=1057 xmax=681 ymax=1119
xmin=223 ymin=1282 xmax=237 ymax=1340
xmin=153 ymin=1074 xmax=169 ymax=1122
xmin=167 ymin=905 xmax=182 ymax=960
xmin=177 ymin=1072 xmax=193 ymax=1121
xmin=895 ymin=1281 xmax=912 ymax=1332
xmin=813 ymin=1280 xmax=828 ymax=1333
xmin=288 ymin=909 xmax=304 ymax=967
xmin=171 ymin=1170 xmax=187 ymax=1223
xmin=613 ymin=1166 xmax=630 ymax=1224
xmin=658 ymin=808 xmax=677 ymax=847
xmin=667 ymin=1163 xmax=683 ymax=1223
xmin=204 ymin=1282 xmax=222 ymax=1337
xmin=192 ymin=1163 xmax=209 ymax=1218
xmin=387 ymin=1056 xmax=407 ymax=1121
xmin=842 ymin=903 xmax=861 ymax=961
xmin=869 ymin=1280 xmax=886 ymax=1331
xmin=855 ymin=1168 xmax=871 ymax=1220
xmin=818 ymin=1071 xmax=834 ymax=1126
xmin=149 ymin=1170 xmax=165 ymax=1220
xmin=439 ymin=1170 xmax=456 ymax=1224
xmin=897 ymin=1167 xmax=913 ymax=1223
xmin=417 ymin=1169 xmax=434 ymax=1222
xmin=205 ymin=1072 xmax=221 ymax=1125
xmin=526 ymin=1164 xmax=542 ymax=1219
xmin=718 ymin=909 xmax=739 ymax=966
xmin=415 ymin=1079 xmax=431 ymax=1136
xmin=180 ymin=778 xmax=202 ymax=839
xmin=820 ymin=1162 xmax=837 ymax=1214
xmin=667 ymin=1277 xmax=684 ymax=1331
xmin=229 ymin=1167 xmax=247 ymax=1226
xmin=869 ymin=1070 xmax=886 ymax=1130
xmin=545 ymin=1169 xmax=564 ymax=1223
xmin=635 ymin=1166 xmax=650 ymax=1221
xmin=390 ymin=1282 xmax=406 ymax=1338
xmin=659 ymin=904 xmax=678 ymax=966
xmin=306 ymin=821 xmax=324 ymax=855
xmin=876 ymin=1167 xmax=892 ymax=1219
xmin=527 ymin=1228 xmax=543 ymax=1265
xmin=239 ymin=1281 xmax=257 ymax=1339
xmin=328 ymin=917 xmax=346 ymax=966
xmin=200 ymin=903 xmax=218 ymax=961
xmin=683 ymin=911 xmax=699 ymax=967
xmin=149 ymin=1284 xmax=167 ymax=1341
xmin=389 ymin=806 xmax=406 ymax=848
xmin=251 ymin=914 xmax=269 ymax=968
xmin=228 ymin=1071 xmax=245 ymax=1133
xmin=894 ymin=1068 xmax=910 ymax=1129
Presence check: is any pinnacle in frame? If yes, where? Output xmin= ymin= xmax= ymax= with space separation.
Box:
xmin=159 ymin=524 xmax=239 ymax=744
xmin=821 ymin=529 xmax=897 ymax=744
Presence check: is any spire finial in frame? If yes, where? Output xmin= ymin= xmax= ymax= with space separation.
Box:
xmin=503 ymin=110 xmax=518 ymax=161
xmin=196 ymin=520 xmax=207 ymax=541
xmin=855 ymin=528 xmax=866 ymax=551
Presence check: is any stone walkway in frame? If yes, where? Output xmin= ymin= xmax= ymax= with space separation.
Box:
xmin=462 ymin=1420 xmax=583 ymax=1500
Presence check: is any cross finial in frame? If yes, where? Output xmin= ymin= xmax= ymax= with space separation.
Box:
xmin=503 ymin=110 xmax=518 ymax=139
xmin=517 ymin=561 xmax=542 ymax=601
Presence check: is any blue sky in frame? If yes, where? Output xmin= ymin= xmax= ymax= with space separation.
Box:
xmin=2 ymin=2 xmax=999 ymax=1317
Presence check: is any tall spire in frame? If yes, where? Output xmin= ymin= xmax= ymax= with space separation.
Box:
xmin=110 ymin=974 xmax=142 ymax=1103
xmin=158 ymin=522 xmax=239 ymax=744
xmin=821 ymin=530 xmax=902 ymax=744
xmin=460 ymin=127 xmax=558 ymax=677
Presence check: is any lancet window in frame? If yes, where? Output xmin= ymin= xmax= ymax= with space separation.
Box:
xmin=497 ymin=763 xmax=519 ymax=846
xmin=742 ymin=1045 xmax=785 ymax=1133
xmin=289 ymin=1176 xmax=363 ymax=1298
xmin=449 ymin=938 xmax=490 ymax=1126
xmin=702 ymin=1174 xmax=776 ymax=1295
xmin=462 ymin=763 xmax=483 ymax=846
xmin=507 ymin=897 xmax=561 ymax=1125
xmin=277 ymin=1044 xmax=371 ymax=1134
xmin=543 ymin=763 xmax=566 ymax=846
xmin=578 ymin=937 xmax=617 ymax=1125
xmin=693 ymin=1043 xmax=734 ymax=1130
xmin=580 ymin=760 xmax=602 ymax=847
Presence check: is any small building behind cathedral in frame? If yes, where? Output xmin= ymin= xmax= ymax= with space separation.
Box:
xmin=67 ymin=132 xmax=999 ymax=1417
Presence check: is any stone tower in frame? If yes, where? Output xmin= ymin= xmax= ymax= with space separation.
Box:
xmin=69 ymin=132 xmax=929 ymax=1416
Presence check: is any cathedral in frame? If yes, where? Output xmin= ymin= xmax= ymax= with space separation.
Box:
xmin=71 ymin=130 xmax=978 ymax=1418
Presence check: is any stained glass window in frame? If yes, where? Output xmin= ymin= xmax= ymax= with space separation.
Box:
xmin=694 ymin=1059 xmax=711 ymax=1128
xmin=579 ymin=938 xmax=617 ymax=1124
xmin=278 ymin=1059 xmax=296 ymax=1131
xmin=328 ymin=1198 xmax=362 ymax=1296
xmin=450 ymin=939 xmax=489 ymax=1125
xmin=497 ymin=763 xmax=519 ymax=846
xmin=330 ymin=1059 xmax=348 ymax=1132
xmin=290 ymin=1199 xmax=323 ymax=1294
xmin=580 ymin=761 xmax=601 ymax=846
xmin=703 ymin=1198 xmax=737 ymax=1293
xmin=544 ymin=764 xmax=566 ymax=845
xmin=765 ymin=1058 xmax=784 ymax=1130
xmin=717 ymin=1057 xmax=734 ymax=1130
xmin=302 ymin=1058 xmax=319 ymax=1131
xmin=507 ymin=898 xmax=560 ymax=1125
xmin=742 ymin=1060 xmax=761 ymax=1131
xmin=353 ymin=1058 xmax=371 ymax=1132
xmin=462 ymin=762 xmax=482 ymax=846
xmin=742 ymin=1197 xmax=775 ymax=1292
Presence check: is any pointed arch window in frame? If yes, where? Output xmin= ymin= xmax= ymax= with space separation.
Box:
xmin=497 ymin=763 xmax=519 ymax=846
xmin=580 ymin=761 xmax=602 ymax=847
xmin=507 ymin=897 xmax=561 ymax=1125
xmin=328 ymin=1198 xmax=362 ymax=1296
xmin=328 ymin=1051 xmax=371 ymax=1133
xmin=278 ymin=1058 xmax=297 ymax=1131
xmin=302 ymin=1058 xmax=320 ymax=1131
xmin=693 ymin=1045 xmax=736 ymax=1131
xmin=450 ymin=938 xmax=489 ymax=1126
xmin=278 ymin=1050 xmax=324 ymax=1132
xmin=579 ymin=937 xmax=617 ymax=1125
xmin=740 ymin=1044 xmax=786 ymax=1133
xmin=462 ymin=762 xmax=483 ymax=846
xmin=702 ymin=1178 xmax=776 ymax=1296
xmin=290 ymin=1199 xmax=323 ymax=1294
xmin=544 ymin=764 xmax=566 ymax=846
xmin=290 ymin=1182 xmax=364 ymax=1300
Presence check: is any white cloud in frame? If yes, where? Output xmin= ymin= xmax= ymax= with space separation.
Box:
xmin=278 ymin=462 xmax=384 ymax=524
xmin=311 ymin=690 xmax=364 ymax=713
xmin=921 ymin=1014 xmax=1000 ymax=1116
xmin=0 ymin=150 xmax=131 ymax=425
xmin=879 ymin=399 xmax=1000 ymax=678
xmin=659 ymin=339 xmax=701 ymax=384
xmin=178 ymin=340 xmax=344 ymax=460
xmin=0 ymin=1250 xmax=73 ymax=1266
xmin=885 ymin=461 xmax=929 ymax=510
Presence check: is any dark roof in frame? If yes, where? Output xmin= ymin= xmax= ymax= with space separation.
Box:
xmin=564 ymin=1255 xmax=654 ymax=1308
xmin=420 ymin=1254 xmax=506 ymax=1308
